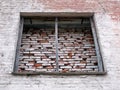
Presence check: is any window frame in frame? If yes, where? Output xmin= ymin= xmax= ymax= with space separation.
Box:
xmin=13 ymin=13 xmax=106 ymax=75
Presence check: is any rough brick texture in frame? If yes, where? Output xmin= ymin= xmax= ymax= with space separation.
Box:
xmin=58 ymin=29 xmax=98 ymax=72
xmin=0 ymin=0 xmax=120 ymax=90
xmin=19 ymin=29 xmax=56 ymax=72
xmin=18 ymin=27 xmax=98 ymax=73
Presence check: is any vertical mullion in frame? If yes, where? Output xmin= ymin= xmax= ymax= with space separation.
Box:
xmin=55 ymin=17 xmax=59 ymax=72
xmin=13 ymin=17 xmax=24 ymax=73
xmin=90 ymin=17 xmax=104 ymax=72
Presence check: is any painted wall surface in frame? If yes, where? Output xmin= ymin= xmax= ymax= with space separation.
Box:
xmin=0 ymin=0 xmax=120 ymax=90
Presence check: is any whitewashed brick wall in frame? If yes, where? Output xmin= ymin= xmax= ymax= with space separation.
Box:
xmin=0 ymin=0 xmax=120 ymax=90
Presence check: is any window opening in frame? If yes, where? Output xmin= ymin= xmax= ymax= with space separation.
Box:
xmin=13 ymin=16 xmax=105 ymax=75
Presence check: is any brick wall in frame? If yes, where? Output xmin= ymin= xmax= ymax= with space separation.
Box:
xmin=18 ymin=27 xmax=98 ymax=73
xmin=0 ymin=0 xmax=120 ymax=90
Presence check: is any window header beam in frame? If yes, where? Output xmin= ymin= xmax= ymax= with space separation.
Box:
xmin=20 ymin=12 xmax=94 ymax=17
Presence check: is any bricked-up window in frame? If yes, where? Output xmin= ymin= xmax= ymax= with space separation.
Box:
xmin=13 ymin=16 xmax=105 ymax=75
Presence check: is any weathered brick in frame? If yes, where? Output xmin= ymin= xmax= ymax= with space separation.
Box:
xmin=0 ymin=0 xmax=119 ymax=90
xmin=60 ymin=66 xmax=72 ymax=69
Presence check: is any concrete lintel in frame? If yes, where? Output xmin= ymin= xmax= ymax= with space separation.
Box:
xmin=20 ymin=12 xmax=94 ymax=17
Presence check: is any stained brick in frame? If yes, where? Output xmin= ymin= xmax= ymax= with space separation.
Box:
xmin=17 ymin=21 xmax=99 ymax=73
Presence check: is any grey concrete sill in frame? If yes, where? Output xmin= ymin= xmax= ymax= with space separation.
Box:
xmin=12 ymin=71 xmax=107 ymax=76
